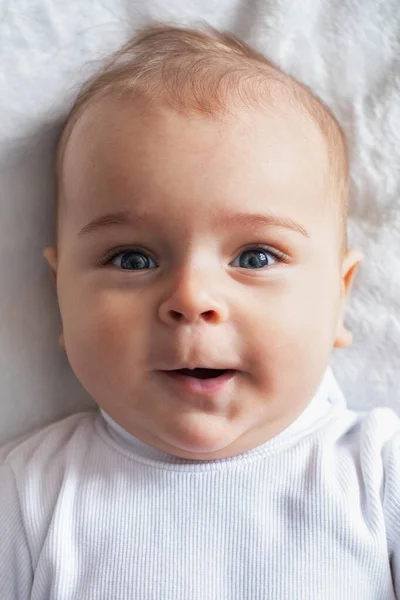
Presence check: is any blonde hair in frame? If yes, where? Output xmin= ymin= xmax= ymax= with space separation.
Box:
xmin=55 ymin=23 xmax=348 ymax=253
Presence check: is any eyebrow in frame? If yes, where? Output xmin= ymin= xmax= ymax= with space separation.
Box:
xmin=78 ymin=209 xmax=310 ymax=238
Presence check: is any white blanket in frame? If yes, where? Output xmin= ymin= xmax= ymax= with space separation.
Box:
xmin=0 ymin=0 xmax=399 ymax=445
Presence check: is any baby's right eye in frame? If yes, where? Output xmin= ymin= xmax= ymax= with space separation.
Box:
xmin=100 ymin=248 xmax=158 ymax=270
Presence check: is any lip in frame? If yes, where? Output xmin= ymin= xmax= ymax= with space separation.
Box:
xmin=159 ymin=369 xmax=237 ymax=395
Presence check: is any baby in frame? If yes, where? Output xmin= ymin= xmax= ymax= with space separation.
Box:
xmin=1 ymin=23 xmax=399 ymax=600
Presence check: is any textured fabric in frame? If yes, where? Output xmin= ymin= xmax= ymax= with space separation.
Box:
xmin=1 ymin=373 xmax=400 ymax=599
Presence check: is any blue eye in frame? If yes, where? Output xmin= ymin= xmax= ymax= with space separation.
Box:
xmin=231 ymin=247 xmax=279 ymax=269
xmin=104 ymin=249 xmax=157 ymax=270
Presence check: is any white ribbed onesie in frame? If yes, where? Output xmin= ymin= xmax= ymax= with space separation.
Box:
xmin=1 ymin=371 xmax=400 ymax=599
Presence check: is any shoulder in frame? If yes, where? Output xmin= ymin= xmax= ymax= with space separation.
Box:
xmin=313 ymin=369 xmax=400 ymax=457
xmin=317 ymin=404 xmax=400 ymax=491
xmin=347 ymin=405 xmax=400 ymax=455
xmin=334 ymin=405 xmax=400 ymax=465
xmin=331 ymin=406 xmax=400 ymax=517
xmin=0 ymin=409 xmax=99 ymax=478
xmin=359 ymin=406 xmax=400 ymax=442
xmin=0 ymin=409 xmax=101 ymax=557
xmin=357 ymin=408 xmax=400 ymax=549
xmin=355 ymin=406 xmax=400 ymax=483
xmin=0 ymin=412 xmax=99 ymax=584
xmin=326 ymin=404 xmax=400 ymax=450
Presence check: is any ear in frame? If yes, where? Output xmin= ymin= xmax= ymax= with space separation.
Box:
xmin=334 ymin=249 xmax=363 ymax=349
xmin=43 ymin=247 xmax=65 ymax=349
xmin=43 ymin=246 xmax=58 ymax=287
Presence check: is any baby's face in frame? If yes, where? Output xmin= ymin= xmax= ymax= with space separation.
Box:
xmin=44 ymin=97 xmax=361 ymax=460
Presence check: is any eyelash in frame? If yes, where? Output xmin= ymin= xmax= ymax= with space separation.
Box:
xmin=98 ymin=244 xmax=290 ymax=268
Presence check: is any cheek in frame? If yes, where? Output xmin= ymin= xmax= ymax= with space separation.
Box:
xmin=60 ymin=289 xmax=149 ymax=385
xmin=241 ymin=285 xmax=335 ymax=413
xmin=243 ymin=272 xmax=337 ymax=376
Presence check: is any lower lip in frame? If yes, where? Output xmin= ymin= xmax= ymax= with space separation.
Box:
xmin=160 ymin=370 xmax=237 ymax=395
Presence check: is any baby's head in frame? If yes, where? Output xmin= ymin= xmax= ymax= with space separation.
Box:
xmin=44 ymin=24 xmax=362 ymax=460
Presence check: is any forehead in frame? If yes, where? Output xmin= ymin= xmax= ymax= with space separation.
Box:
xmin=60 ymin=97 xmax=331 ymax=238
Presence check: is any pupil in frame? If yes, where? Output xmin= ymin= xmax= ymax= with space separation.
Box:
xmin=242 ymin=251 xmax=268 ymax=268
xmin=121 ymin=252 xmax=147 ymax=270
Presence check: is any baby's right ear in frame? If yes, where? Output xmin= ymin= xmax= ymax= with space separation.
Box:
xmin=43 ymin=247 xmax=58 ymax=288
xmin=43 ymin=247 xmax=64 ymax=350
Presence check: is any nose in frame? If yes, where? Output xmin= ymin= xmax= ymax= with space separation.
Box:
xmin=158 ymin=266 xmax=229 ymax=326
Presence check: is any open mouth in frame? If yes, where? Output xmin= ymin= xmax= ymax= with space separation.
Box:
xmin=173 ymin=368 xmax=229 ymax=379
xmin=161 ymin=367 xmax=237 ymax=395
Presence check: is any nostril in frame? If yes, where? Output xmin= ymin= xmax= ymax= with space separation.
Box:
xmin=170 ymin=310 xmax=184 ymax=320
xmin=167 ymin=310 xmax=217 ymax=323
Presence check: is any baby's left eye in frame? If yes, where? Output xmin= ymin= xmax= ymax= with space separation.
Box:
xmin=231 ymin=248 xmax=280 ymax=269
